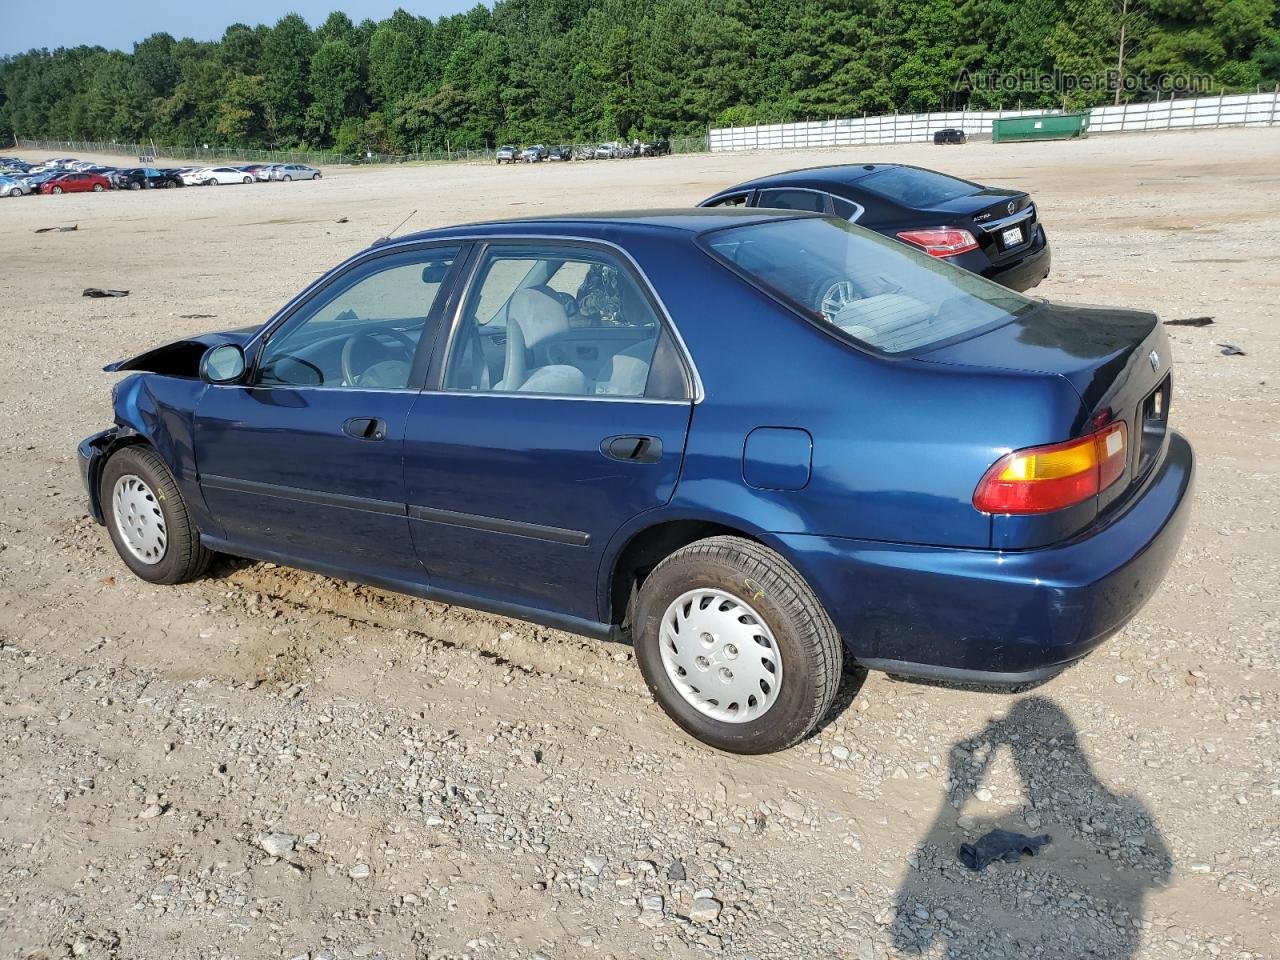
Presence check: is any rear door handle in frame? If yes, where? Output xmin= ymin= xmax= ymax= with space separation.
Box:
xmin=343 ymin=417 xmax=387 ymax=441
xmin=601 ymin=435 xmax=662 ymax=464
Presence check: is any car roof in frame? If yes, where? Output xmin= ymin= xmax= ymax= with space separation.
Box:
xmin=713 ymin=163 xmax=905 ymax=194
xmin=394 ymin=208 xmax=812 ymax=244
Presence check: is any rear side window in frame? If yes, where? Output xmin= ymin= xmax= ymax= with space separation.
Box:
xmin=859 ymin=166 xmax=978 ymax=207
xmin=444 ymin=244 xmax=688 ymax=399
xmin=702 ymin=217 xmax=1032 ymax=355
xmin=757 ymin=188 xmax=827 ymax=213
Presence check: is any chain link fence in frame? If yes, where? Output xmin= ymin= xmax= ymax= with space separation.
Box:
xmin=12 ymin=133 xmax=710 ymax=167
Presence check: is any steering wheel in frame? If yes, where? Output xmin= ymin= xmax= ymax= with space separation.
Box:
xmin=340 ymin=329 xmax=418 ymax=386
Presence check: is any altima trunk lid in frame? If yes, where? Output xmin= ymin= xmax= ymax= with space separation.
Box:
xmin=926 ymin=188 xmax=1039 ymax=265
xmin=917 ymin=300 xmax=1173 ymax=516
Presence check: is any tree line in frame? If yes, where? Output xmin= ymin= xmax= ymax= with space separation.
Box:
xmin=2 ymin=0 xmax=1277 ymax=156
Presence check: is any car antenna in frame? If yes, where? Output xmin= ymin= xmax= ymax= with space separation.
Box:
xmin=375 ymin=209 xmax=417 ymax=246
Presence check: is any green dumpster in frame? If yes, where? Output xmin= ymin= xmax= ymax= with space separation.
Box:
xmin=991 ymin=113 xmax=1090 ymax=143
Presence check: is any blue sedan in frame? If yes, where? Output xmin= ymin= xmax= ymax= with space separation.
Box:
xmin=78 ymin=210 xmax=1192 ymax=753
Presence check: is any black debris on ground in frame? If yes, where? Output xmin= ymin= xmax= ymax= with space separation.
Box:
xmin=958 ymin=829 xmax=1052 ymax=871
xmin=82 ymin=288 xmax=130 ymax=298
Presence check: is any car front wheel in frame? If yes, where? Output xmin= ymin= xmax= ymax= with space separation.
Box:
xmin=101 ymin=445 xmax=213 ymax=585
xmin=633 ymin=536 xmax=842 ymax=753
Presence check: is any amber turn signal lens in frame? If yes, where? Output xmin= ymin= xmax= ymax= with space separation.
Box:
xmin=973 ymin=422 xmax=1128 ymax=514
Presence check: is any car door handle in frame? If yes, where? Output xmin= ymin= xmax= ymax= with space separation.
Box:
xmin=343 ymin=417 xmax=387 ymax=441
xmin=601 ymin=435 xmax=662 ymax=464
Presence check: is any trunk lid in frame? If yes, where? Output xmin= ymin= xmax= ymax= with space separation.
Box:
xmin=927 ymin=188 xmax=1038 ymax=264
xmin=918 ymin=300 xmax=1173 ymax=515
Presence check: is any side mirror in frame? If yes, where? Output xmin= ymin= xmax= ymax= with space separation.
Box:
xmin=200 ymin=343 xmax=247 ymax=384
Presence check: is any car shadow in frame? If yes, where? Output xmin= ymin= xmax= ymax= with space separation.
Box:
xmin=889 ymin=696 xmax=1172 ymax=958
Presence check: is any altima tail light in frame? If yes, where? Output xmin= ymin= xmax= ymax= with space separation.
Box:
xmin=973 ymin=422 xmax=1128 ymax=514
xmin=896 ymin=227 xmax=979 ymax=257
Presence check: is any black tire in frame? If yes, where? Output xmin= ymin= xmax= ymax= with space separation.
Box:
xmin=243 ymin=176 xmax=251 ymax=183
xmin=129 ymin=182 xmax=141 ymax=190
xmin=283 ymin=174 xmax=291 ymax=182
xmin=52 ymin=186 xmax=62 ymax=194
xmin=100 ymin=445 xmax=213 ymax=585
xmin=633 ymin=536 xmax=842 ymax=753
xmin=312 ymin=173 xmax=321 ymax=180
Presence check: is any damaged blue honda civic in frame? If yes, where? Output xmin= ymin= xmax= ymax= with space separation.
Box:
xmin=79 ymin=209 xmax=1193 ymax=753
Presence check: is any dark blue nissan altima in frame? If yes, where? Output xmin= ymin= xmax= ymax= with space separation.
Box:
xmin=701 ymin=164 xmax=1052 ymax=293
xmin=79 ymin=209 xmax=1192 ymax=753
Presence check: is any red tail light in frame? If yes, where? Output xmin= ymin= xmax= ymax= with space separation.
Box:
xmin=896 ymin=227 xmax=979 ymax=257
xmin=973 ymin=422 xmax=1128 ymax=514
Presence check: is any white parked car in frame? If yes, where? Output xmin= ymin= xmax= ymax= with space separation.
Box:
xmin=255 ymin=164 xmax=283 ymax=182
xmin=194 ymin=166 xmax=255 ymax=185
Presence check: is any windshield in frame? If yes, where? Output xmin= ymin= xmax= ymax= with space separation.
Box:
xmin=702 ymin=217 xmax=1033 ymax=355
xmin=859 ymin=166 xmax=978 ymax=207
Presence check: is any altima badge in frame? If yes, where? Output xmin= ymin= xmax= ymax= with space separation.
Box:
xmin=1149 ymin=350 xmax=1161 ymax=372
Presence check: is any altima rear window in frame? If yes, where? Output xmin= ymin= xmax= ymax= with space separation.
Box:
xmin=858 ymin=166 xmax=977 ymax=207
xmin=702 ymin=217 xmax=1033 ymax=355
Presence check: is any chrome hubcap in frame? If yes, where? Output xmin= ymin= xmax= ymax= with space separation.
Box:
xmin=112 ymin=474 xmax=167 ymax=564
xmin=659 ymin=588 xmax=783 ymax=723
xmin=820 ymin=280 xmax=859 ymax=319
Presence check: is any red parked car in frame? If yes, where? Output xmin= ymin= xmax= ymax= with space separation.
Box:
xmin=40 ymin=172 xmax=111 ymax=194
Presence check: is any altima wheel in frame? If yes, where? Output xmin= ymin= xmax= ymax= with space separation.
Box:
xmin=101 ymin=445 xmax=213 ymax=584
xmin=634 ymin=536 xmax=842 ymax=753
xmin=818 ymin=279 xmax=860 ymax=319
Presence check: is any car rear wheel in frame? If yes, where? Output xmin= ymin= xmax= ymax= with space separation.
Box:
xmin=633 ymin=536 xmax=842 ymax=753
xmin=811 ymin=278 xmax=861 ymax=319
xmin=283 ymin=175 xmax=292 ymax=182
xmin=129 ymin=182 xmax=141 ymax=190
xmin=101 ymin=445 xmax=213 ymax=585
xmin=52 ymin=186 xmax=63 ymax=194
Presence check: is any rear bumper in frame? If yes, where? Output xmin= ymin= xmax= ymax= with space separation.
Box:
xmin=778 ymin=431 xmax=1194 ymax=684
xmin=948 ymin=225 xmax=1051 ymax=292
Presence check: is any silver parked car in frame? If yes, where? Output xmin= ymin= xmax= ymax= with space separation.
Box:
xmin=271 ymin=163 xmax=322 ymax=182
xmin=520 ymin=144 xmax=549 ymax=162
xmin=0 ymin=175 xmax=32 ymax=197
xmin=495 ymin=145 xmax=519 ymax=164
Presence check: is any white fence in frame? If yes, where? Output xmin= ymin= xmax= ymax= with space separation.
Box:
xmin=1088 ymin=92 xmax=1280 ymax=133
xmin=709 ymin=92 xmax=1280 ymax=152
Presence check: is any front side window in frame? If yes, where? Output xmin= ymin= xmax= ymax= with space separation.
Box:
xmin=705 ymin=192 xmax=749 ymax=208
xmin=703 ymin=217 xmax=1032 ymax=355
xmin=255 ymin=247 xmax=459 ymax=389
xmin=445 ymin=244 xmax=687 ymax=399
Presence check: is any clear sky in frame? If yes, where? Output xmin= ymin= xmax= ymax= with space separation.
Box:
xmin=0 ymin=1 xmax=482 ymax=56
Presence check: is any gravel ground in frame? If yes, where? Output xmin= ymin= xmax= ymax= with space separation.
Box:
xmin=0 ymin=128 xmax=1277 ymax=960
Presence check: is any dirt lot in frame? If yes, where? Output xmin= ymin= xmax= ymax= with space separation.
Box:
xmin=0 ymin=129 xmax=1277 ymax=960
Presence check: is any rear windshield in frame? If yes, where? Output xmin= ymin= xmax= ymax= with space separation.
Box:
xmin=859 ymin=166 xmax=977 ymax=207
xmin=702 ymin=217 xmax=1033 ymax=355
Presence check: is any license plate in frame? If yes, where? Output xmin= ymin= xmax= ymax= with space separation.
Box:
xmin=1001 ymin=226 xmax=1024 ymax=247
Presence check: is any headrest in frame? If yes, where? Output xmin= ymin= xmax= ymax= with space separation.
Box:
xmin=509 ymin=288 xmax=569 ymax=349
